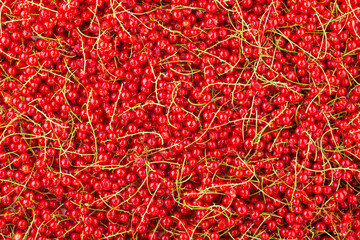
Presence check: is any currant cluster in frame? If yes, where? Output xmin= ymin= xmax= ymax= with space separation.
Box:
xmin=1 ymin=0 xmax=360 ymax=239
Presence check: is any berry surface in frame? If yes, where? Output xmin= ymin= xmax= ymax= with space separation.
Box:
xmin=1 ymin=0 xmax=360 ymax=239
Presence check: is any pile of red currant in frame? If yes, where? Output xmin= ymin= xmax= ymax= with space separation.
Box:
xmin=1 ymin=0 xmax=360 ymax=239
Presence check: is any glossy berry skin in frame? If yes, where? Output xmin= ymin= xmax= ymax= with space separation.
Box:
xmin=0 ymin=0 xmax=360 ymax=239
